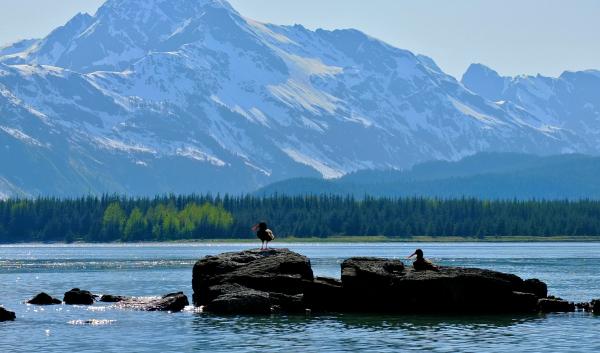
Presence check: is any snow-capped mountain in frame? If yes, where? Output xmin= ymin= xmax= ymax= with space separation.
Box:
xmin=0 ymin=0 xmax=598 ymax=197
xmin=462 ymin=63 xmax=600 ymax=151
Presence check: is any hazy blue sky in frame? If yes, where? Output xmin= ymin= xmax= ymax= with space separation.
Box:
xmin=1 ymin=0 xmax=598 ymax=79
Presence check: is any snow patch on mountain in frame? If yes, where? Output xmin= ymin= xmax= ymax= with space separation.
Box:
xmin=94 ymin=137 xmax=156 ymax=154
xmin=0 ymin=126 xmax=45 ymax=147
xmin=282 ymin=148 xmax=343 ymax=179
xmin=450 ymin=99 xmax=504 ymax=126
xmin=268 ymin=79 xmax=341 ymax=115
xmin=176 ymin=147 xmax=226 ymax=166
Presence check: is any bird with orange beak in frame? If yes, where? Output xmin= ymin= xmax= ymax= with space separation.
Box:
xmin=252 ymin=222 xmax=275 ymax=250
xmin=407 ymin=248 xmax=439 ymax=271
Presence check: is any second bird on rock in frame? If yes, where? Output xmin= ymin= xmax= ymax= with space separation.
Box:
xmin=252 ymin=222 xmax=275 ymax=250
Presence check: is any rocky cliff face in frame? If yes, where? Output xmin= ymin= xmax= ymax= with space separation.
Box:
xmin=1 ymin=0 xmax=599 ymax=197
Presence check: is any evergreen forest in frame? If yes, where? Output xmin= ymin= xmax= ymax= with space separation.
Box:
xmin=1 ymin=195 xmax=600 ymax=243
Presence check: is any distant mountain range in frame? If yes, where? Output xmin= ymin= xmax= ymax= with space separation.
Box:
xmin=256 ymin=153 xmax=600 ymax=199
xmin=1 ymin=0 xmax=599 ymax=198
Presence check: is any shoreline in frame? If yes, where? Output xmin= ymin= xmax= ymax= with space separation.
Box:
xmin=176 ymin=235 xmax=600 ymax=243
xmin=1 ymin=235 xmax=599 ymax=245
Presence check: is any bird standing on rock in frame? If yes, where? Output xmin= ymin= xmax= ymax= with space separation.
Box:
xmin=252 ymin=222 xmax=275 ymax=250
xmin=407 ymin=249 xmax=439 ymax=271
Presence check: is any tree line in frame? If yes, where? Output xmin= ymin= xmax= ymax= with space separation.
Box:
xmin=0 ymin=194 xmax=599 ymax=243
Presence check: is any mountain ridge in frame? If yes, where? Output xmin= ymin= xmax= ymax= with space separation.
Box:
xmin=255 ymin=153 xmax=600 ymax=200
xmin=1 ymin=0 xmax=599 ymax=198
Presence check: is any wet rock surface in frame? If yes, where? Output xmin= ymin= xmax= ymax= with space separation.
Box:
xmin=519 ymin=278 xmax=548 ymax=298
xmin=341 ymin=258 xmax=538 ymax=313
xmin=63 ymin=288 xmax=95 ymax=305
xmin=27 ymin=292 xmax=62 ymax=305
xmin=538 ymin=298 xmax=575 ymax=313
xmin=192 ymin=249 xmax=555 ymax=315
xmin=0 ymin=307 xmax=16 ymax=321
xmin=304 ymin=276 xmax=344 ymax=312
xmin=192 ymin=248 xmax=313 ymax=314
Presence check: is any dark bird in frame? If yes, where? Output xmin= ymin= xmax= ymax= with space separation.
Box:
xmin=252 ymin=222 xmax=275 ymax=250
xmin=407 ymin=249 xmax=439 ymax=271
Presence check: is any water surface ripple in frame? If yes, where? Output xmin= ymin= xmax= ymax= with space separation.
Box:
xmin=0 ymin=242 xmax=598 ymax=353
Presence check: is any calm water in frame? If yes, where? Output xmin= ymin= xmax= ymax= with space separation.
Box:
xmin=0 ymin=242 xmax=599 ymax=353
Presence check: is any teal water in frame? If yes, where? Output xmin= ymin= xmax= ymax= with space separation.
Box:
xmin=0 ymin=242 xmax=599 ymax=352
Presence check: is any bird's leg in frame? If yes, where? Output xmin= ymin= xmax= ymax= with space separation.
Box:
xmin=261 ymin=241 xmax=264 ymax=250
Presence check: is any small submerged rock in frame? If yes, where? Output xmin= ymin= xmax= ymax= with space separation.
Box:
xmin=68 ymin=319 xmax=116 ymax=326
xmin=0 ymin=307 xmax=16 ymax=321
xmin=145 ymin=292 xmax=189 ymax=312
xmin=28 ymin=292 xmax=62 ymax=305
xmin=574 ymin=302 xmax=593 ymax=312
xmin=538 ymin=298 xmax=575 ymax=313
xmin=64 ymin=288 xmax=95 ymax=305
xmin=592 ymin=299 xmax=600 ymax=314
xmin=115 ymin=292 xmax=189 ymax=312
xmin=99 ymin=294 xmax=128 ymax=303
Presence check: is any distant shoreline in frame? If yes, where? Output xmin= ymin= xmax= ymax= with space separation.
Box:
xmin=179 ymin=235 xmax=600 ymax=243
xmin=1 ymin=235 xmax=599 ymax=245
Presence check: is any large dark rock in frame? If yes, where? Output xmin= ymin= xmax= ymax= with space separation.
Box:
xmin=538 ymin=298 xmax=575 ymax=313
xmin=192 ymin=249 xmax=550 ymax=315
xmin=0 ymin=307 xmax=16 ymax=321
xmin=340 ymin=257 xmax=539 ymax=313
xmin=27 ymin=292 xmax=62 ymax=305
xmin=192 ymin=248 xmax=313 ymax=314
xmin=63 ymin=288 xmax=95 ymax=305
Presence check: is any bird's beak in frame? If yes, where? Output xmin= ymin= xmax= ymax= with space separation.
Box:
xmin=407 ymin=252 xmax=416 ymax=259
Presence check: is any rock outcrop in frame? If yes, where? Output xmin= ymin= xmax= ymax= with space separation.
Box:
xmin=192 ymin=248 xmax=313 ymax=314
xmin=27 ymin=292 xmax=62 ymax=305
xmin=192 ymin=249 xmax=552 ymax=315
xmin=340 ymin=257 xmax=541 ymax=313
xmin=0 ymin=307 xmax=16 ymax=321
xmin=63 ymin=288 xmax=95 ymax=305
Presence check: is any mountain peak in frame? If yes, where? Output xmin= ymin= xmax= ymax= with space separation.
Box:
xmin=97 ymin=0 xmax=235 ymax=19
xmin=461 ymin=63 xmax=507 ymax=101
xmin=2 ymin=0 xmax=242 ymax=72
